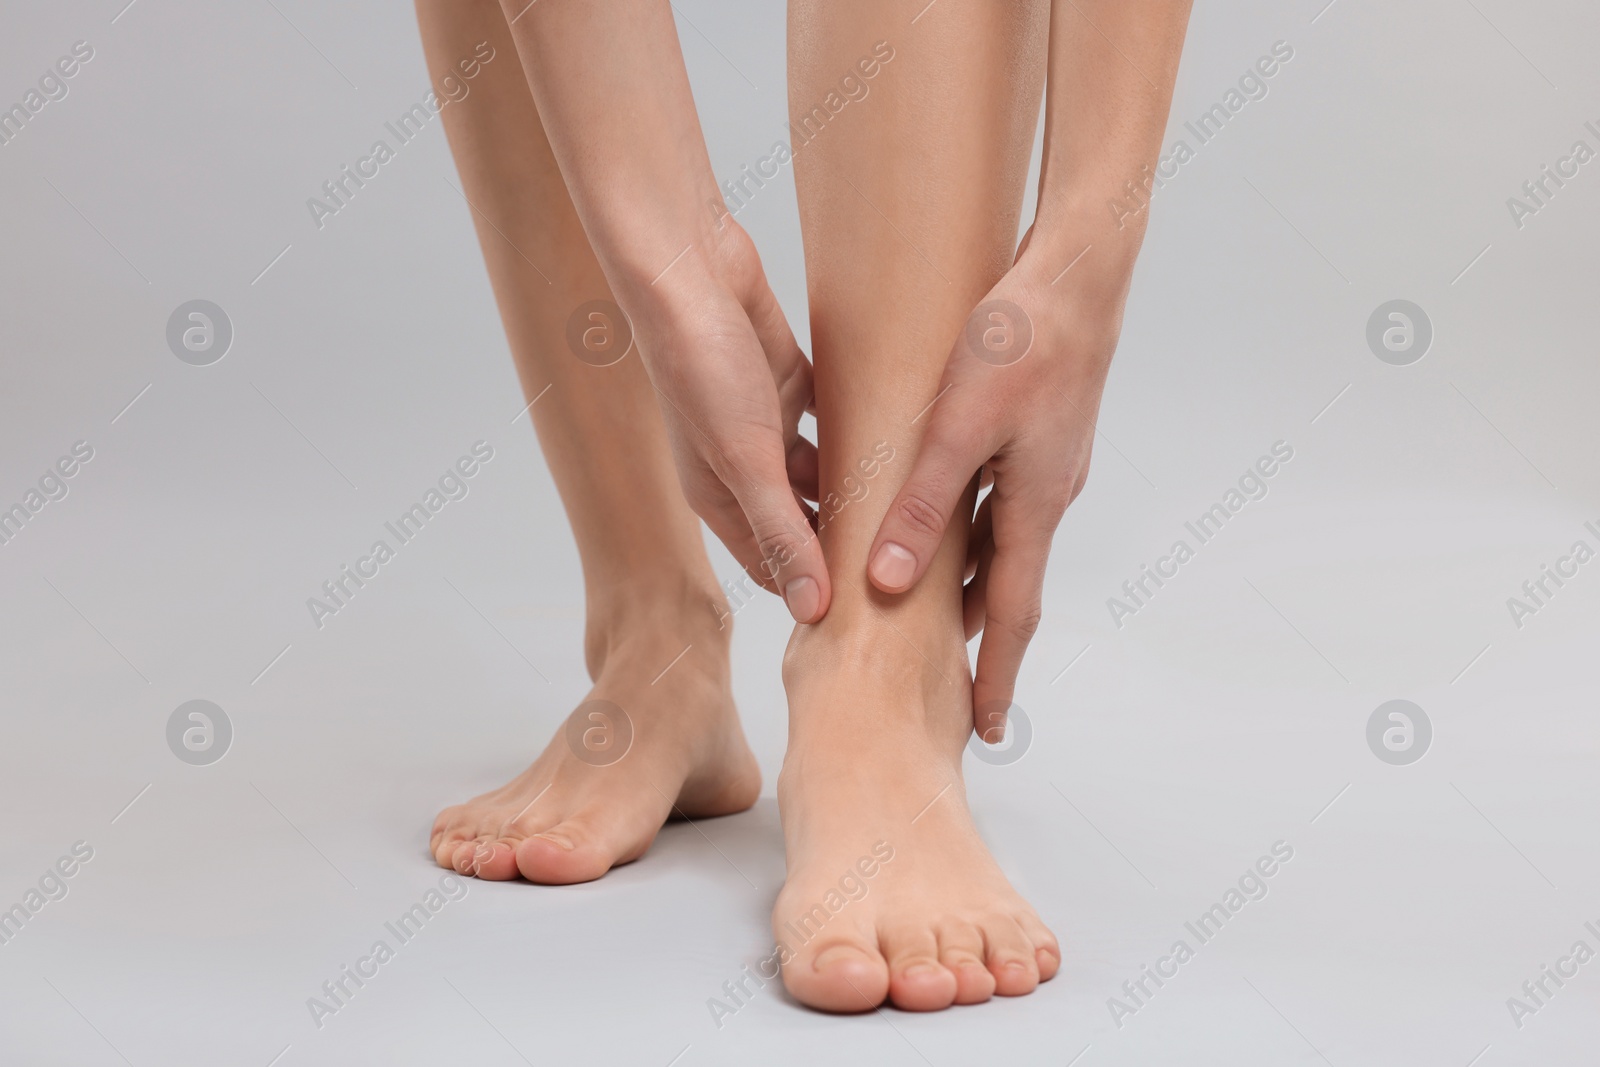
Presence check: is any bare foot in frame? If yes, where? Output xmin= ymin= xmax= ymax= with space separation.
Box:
xmin=772 ymin=626 xmax=1060 ymax=1011
xmin=431 ymin=608 xmax=759 ymax=884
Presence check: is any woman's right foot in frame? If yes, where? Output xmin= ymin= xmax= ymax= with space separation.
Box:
xmin=772 ymin=621 xmax=1060 ymax=1012
xmin=430 ymin=603 xmax=760 ymax=884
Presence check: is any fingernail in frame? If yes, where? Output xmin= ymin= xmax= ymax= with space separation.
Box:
xmin=783 ymin=576 xmax=820 ymax=623
xmin=869 ymin=542 xmax=916 ymax=590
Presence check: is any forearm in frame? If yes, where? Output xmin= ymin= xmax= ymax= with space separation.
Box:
xmin=497 ymin=0 xmax=725 ymax=299
xmin=1031 ymin=0 xmax=1193 ymax=277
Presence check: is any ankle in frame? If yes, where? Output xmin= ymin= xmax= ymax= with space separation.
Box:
xmin=781 ymin=616 xmax=970 ymax=739
xmin=783 ymin=597 xmax=966 ymax=682
xmin=584 ymin=577 xmax=733 ymax=679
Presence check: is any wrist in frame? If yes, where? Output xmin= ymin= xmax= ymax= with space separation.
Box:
xmin=579 ymin=183 xmax=725 ymax=289
xmin=1034 ymin=184 xmax=1147 ymax=259
xmin=598 ymin=213 xmax=762 ymax=344
xmin=1014 ymin=199 xmax=1142 ymax=307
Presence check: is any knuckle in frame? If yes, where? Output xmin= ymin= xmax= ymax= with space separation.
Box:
xmin=772 ymin=347 xmax=812 ymax=394
xmin=1062 ymin=461 xmax=1091 ymax=507
xmin=751 ymin=521 xmax=813 ymax=579
xmin=683 ymin=487 xmax=726 ymax=527
xmin=1069 ymin=467 xmax=1089 ymax=504
xmin=701 ymin=445 xmax=744 ymax=487
xmin=929 ymin=417 xmax=981 ymax=460
xmin=995 ymin=601 xmax=1043 ymax=643
xmin=1037 ymin=471 xmax=1083 ymax=526
xmin=1042 ymin=483 xmax=1073 ymax=515
xmin=893 ymin=493 xmax=948 ymax=540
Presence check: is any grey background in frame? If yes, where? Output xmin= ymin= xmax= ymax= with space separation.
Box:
xmin=2 ymin=0 xmax=1598 ymax=1064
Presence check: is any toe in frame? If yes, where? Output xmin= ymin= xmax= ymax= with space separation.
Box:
xmin=983 ymin=915 xmax=1041 ymax=997
xmin=430 ymin=806 xmax=460 ymax=844
xmin=1016 ymin=912 xmax=1061 ymax=982
xmin=783 ymin=940 xmax=889 ymax=1013
xmin=452 ymin=838 xmax=520 ymax=880
xmin=881 ymin=926 xmax=957 ymax=1011
xmin=433 ymin=832 xmax=469 ymax=870
xmin=936 ymin=921 xmax=996 ymax=1005
xmin=513 ymin=816 xmax=638 ymax=885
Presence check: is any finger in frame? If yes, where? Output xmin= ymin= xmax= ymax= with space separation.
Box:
xmin=693 ymin=483 xmax=819 ymax=603
xmin=963 ymin=532 xmax=993 ymax=642
xmin=721 ymin=449 xmax=832 ymax=624
xmin=1013 ymin=223 xmax=1036 ymax=262
xmin=963 ymin=495 xmax=994 ymax=640
xmin=676 ymin=462 xmax=791 ymax=599
xmin=787 ymin=435 xmax=820 ymax=504
xmin=971 ymin=482 xmax=1060 ymax=737
xmin=965 ymin=494 xmax=993 ymax=583
xmin=696 ymin=490 xmax=779 ymax=595
xmin=869 ymin=415 xmax=986 ymax=595
xmin=744 ymin=275 xmax=814 ymax=440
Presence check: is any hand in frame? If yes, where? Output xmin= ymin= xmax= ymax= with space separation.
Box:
xmin=866 ymin=227 xmax=1134 ymax=735
xmin=497 ymin=0 xmax=830 ymax=623
xmin=623 ymin=222 xmax=831 ymax=623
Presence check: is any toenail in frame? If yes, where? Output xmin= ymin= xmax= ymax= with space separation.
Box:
xmin=814 ymin=945 xmax=866 ymax=972
xmin=869 ymin=542 xmax=916 ymax=589
xmin=534 ymin=831 xmax=574 ymax=851
xmin=1003 ymin=960 xmax=1029 ymax=975
xmin=903 ymin=963 xmax=939 ymax=977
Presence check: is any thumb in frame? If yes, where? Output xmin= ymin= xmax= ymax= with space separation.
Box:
xmin=868 ymin=414 xmax=984 ymax=594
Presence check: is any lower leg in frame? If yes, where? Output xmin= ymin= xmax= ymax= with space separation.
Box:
xmin=776 ymin=0 xmax=1058 ymax=1011
xmin=417 ymin=0 xmax=757 ymax=884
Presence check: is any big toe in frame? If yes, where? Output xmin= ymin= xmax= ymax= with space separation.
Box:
xmin=513 ymin=818 xmax=640 ymax=885
xmin=784 ymin=941 xmax=890 ymax=1013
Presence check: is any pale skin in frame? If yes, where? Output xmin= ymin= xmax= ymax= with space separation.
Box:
xmin=419 ymin=0 xmax=1190 ymax=1014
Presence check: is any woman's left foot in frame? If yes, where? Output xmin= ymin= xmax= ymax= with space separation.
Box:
xmin=771 ymin=624 xmax=1060 ymax=1012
